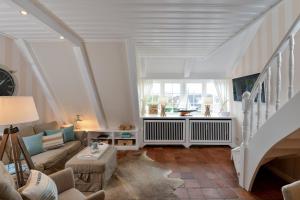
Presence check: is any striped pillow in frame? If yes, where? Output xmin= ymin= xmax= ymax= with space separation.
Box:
xmin=42 ymin=132 xmax=64 ymax=150
xmin=20 ymin=170 xmax=58 ymax=200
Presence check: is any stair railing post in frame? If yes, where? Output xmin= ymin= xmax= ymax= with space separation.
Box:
xmin=265 ymin=67 xmax=271 ymax=120
xmin=249 ymin=99 xmax=254 ymax=139
xmin=257 ymin=84 xmax=262 ymax=131
xmin=276 ymin=52 xmax=282 ymax=111
xmin=242 ymin=91 xmax=251 ymax=145
xmin=288 ymin=35 xmax=295 ymax=99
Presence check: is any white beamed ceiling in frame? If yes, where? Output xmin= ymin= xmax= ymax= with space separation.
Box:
xmin=38 ymin=0 xmax=279 ymax=57
xmin=0 ymin=1 xmax=59 ymax=39
xmin=0 ymin=0 xmax=279 ymax=58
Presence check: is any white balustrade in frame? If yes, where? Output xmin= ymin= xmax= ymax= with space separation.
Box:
xmin=241 ymin=13 xmax=300 ymax=147
xmin=276 ymin=52 xmax=282 ymax=111
xmin=265 ymin=67 xmax=271 ymax=120
xmin=288 ymin=35 xmax=295 ymax=99
xmin=249 ymin=99 xmax=254 ymax=139
xmin=237 ymin=14 xmax=300 ymax=190
xmin=242 ymin=92 xmax=251 ymax=145
xmin=257 ymin=84 xmax=262 ymax=130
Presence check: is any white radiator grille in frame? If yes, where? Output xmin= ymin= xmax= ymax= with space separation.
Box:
xmin=189 ymin=120 xmax=232 ymax=143
xmin=143 ymin=120 xmax=186 ymax=143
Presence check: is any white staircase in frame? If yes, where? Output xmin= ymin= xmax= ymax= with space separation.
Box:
xmin=232 ymin=14 xmax=300 ymax=191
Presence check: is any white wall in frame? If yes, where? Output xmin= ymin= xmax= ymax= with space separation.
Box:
xmin=0 ymin=36 xmax=56 ymax=130
xmin=85 ymin=42 xmax=134 ymax=128
xmin=30 ymin=41 xmax=100 ymax=130
xmin=28 ymin=41 xmax=135 ymax=130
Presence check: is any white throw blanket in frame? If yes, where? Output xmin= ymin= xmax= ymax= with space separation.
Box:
xmin=77 ymin=143 xmax=109 ymax=160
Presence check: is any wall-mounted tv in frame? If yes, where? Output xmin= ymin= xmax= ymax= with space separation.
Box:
xmin=232 ymin=73 xmax=265 ymax=102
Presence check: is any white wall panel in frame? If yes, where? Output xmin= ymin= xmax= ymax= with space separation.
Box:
xmin=30 ymin=41 xmax=100 ymax=130
xmin=85 ymin=42 xmax=134 ymax=128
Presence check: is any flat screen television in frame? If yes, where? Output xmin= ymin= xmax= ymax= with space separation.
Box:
xmin=232 ymin=73 xmax=265 ymax=102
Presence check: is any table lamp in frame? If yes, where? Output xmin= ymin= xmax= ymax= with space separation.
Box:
xmin=0 ymin=96 xmax=39 ymax=187
xmin=160 ymin=97 xmax=168 ymax=117
xmin=203 ymin=96 xmax=213 ymax=117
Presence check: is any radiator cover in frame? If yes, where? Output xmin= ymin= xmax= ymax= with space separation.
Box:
xmin=143 ymin=119 xmax=186 ymax=144
xmin=142 ymin=118 xmax=233 ymax=147
xmin=189 ymin=119 xmax=232 ymax=144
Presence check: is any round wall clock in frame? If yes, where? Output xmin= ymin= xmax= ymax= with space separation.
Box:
xmin=0 ymin=67 xmax=16 ymax=96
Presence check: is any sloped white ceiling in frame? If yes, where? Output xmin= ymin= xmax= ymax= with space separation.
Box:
xmin=0 ymin=0 xmax=281 ymax=78
xmin=39 ymin=0 xmax=279 ymax=59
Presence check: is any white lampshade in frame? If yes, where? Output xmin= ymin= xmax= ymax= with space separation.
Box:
xmin=203 ymin=96 xmax=213 ymax=105
xmin=0 ymin=96 xmax=39 ymax=126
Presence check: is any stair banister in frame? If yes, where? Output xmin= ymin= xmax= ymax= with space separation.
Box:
xmin=276 ymin=52 xmax=282 ymax=111
xmin=288 ymin=35 xmax=295 ymax=99
xmin=248 ymin=14 xmax=300 ymax=103
xmin=235 ymin=13 xmax=300 ymax=191
xmin=265 ymin=67 xmax=271 ymax=120
xmin=242 ymin=91 xmax=251 ymax=145
xmin=257 ymin=84 xmax=262 ymax=130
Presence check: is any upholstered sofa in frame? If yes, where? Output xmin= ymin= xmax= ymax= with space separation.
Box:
xmin=0 ymin=161 xmax=105 ymax=200
xmin=2 ymin=121 xmax=86 ymax=174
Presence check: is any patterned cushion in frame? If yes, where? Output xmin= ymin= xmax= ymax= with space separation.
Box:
xmin=43 ymin=132 xmax=64 ymax=151
xmin=20 ymin=170 xmax=58 ymax=200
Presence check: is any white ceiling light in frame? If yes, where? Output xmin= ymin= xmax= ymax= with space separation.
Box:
xmin=20 ymin=10 xmax=28 ymax=16
xmin=59 ymin=36 xmax=64 ymax=40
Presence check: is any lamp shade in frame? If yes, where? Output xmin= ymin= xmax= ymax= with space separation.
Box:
xmin=0 ymin=96 xmax=39 ymax=126
xmin=203 ymin=96 xmax=213 ymax=105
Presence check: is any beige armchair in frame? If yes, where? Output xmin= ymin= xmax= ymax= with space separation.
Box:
xmin=50 ymin=168 xmax=105 ymax=200
xmin=0 ymin=161 xmax=105 ymax=200
xmin=282 ymin=181 xmax=300 ymax=200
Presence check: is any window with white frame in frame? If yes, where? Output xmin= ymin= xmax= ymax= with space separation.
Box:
xmin=140 ymin=79 xmax=229 ymax=115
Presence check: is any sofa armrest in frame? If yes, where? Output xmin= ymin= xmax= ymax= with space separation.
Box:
xmin=282 ymin=181 xmax=300 ymax=200
xmin=75 ymin=131 xmax=88 ymax=146
xmin=86 ymin=190 xmax=105 ymax=200
xmin=49 ymin=168 xmax=75 ymax=194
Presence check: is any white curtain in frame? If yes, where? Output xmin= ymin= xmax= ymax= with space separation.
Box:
xmin=213 ymin=80 xmax=230 ymax=112
xmin=138 ymin=79 xmax=154 ymax=115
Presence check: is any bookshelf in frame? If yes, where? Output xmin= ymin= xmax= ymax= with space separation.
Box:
xmin=87 ymin=129 xmax=139 ymax=150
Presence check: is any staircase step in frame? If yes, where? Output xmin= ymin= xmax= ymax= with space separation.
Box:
xmin=265 ymin=149 xmax=300 ymax=159
xmin=275 ymin=139 xmax=300 ymax=149
xmin=261 ymin=157 xmax=275 ymax=165
xmin=287 ymin=133 xmax=300 ymax=139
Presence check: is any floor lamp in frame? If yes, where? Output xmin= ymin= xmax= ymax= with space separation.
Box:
xmin=0 ymin=96 xmax=39 ymax=187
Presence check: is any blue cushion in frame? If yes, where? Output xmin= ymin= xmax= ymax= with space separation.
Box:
xmin=63 ymin=126 xmax=75 ymax=142
xmin=44 ymin=129 xmax=61 ymax=136
xmin=22 ymin=133 xmax=43 ymax=156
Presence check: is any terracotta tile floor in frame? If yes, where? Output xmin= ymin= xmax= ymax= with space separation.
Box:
xmin=118 ymin=146 xmax=286 ymax=200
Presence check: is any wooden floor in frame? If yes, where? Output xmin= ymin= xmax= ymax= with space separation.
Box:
xmin=119 ymin=146 xmax=286 ymax=200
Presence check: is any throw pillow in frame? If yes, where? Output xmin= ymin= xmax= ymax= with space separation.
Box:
xmin=20 ymin=170 xmax=58 ymax=200
xmin=44 ymin=129 xmax=61 ymax=136
xmin=42 ymin=132 xmax=64 ymax=151
xmin=0 ymin=161 xmax=22 ymax=200
xmin=62 ymin=125 xmax=75 ymax=143
xmin=22 ymin=133 xmax=44 ymax=156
